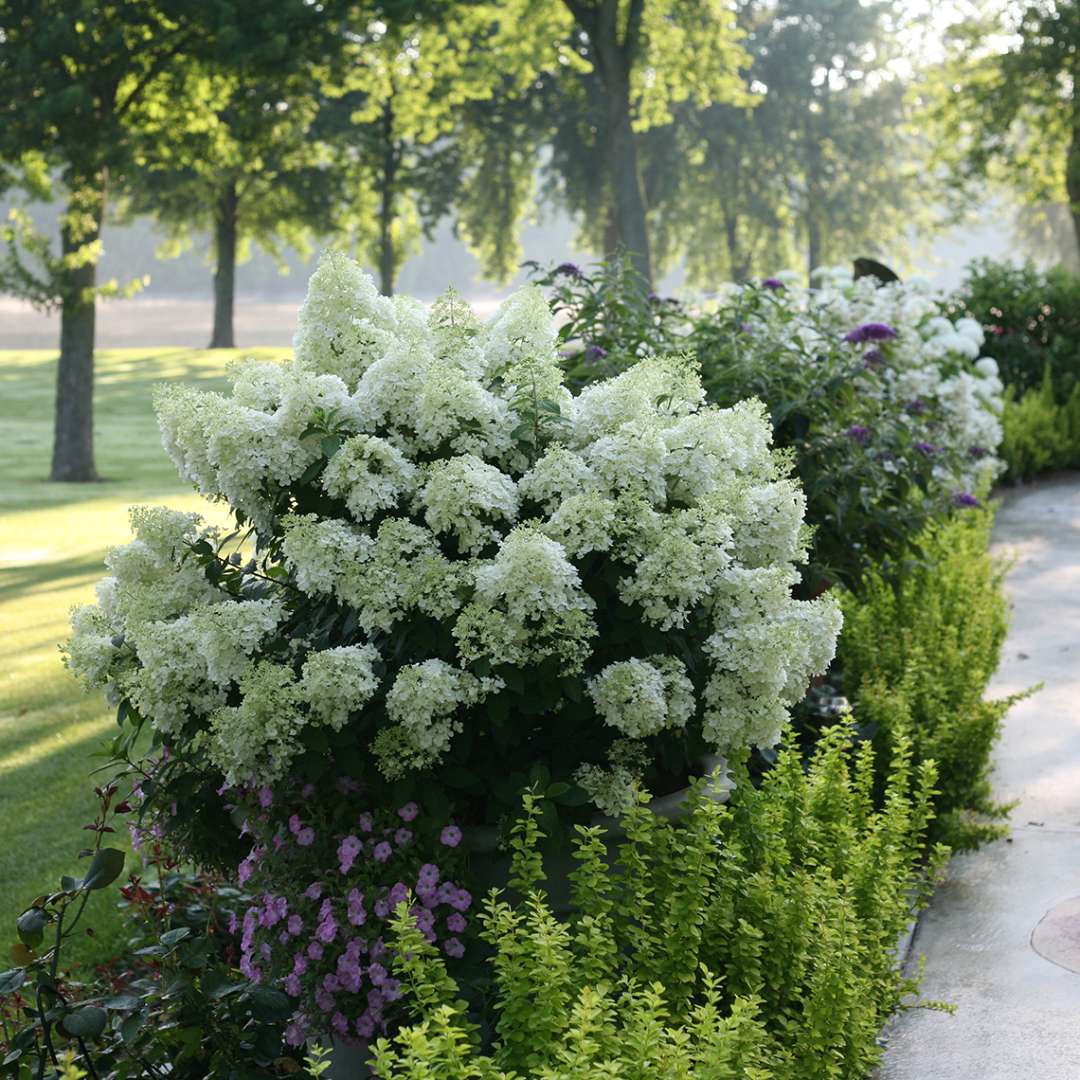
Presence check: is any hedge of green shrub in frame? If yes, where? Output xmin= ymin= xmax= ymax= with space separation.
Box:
xmin=365 ymin=731 xmax=945 ymax=1080
xmin=999 ymin=365 xmax=1080 ymax=481
xmin=950 ymin=259 xmax=1080 ymax=479
xmin=839 ymin=510 xmax=1018 ymax=849
xmin=950 ymin=258 xmax=1080 ymax=399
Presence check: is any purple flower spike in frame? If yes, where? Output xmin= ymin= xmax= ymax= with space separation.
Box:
xmin=555 ymin=262 xmax=582 ymax=278
xmin=762 ymin=277 xmax=785 ymax=290
xmin=914 ymin=441 xmax=937 ymax=455
xmin=952 ymin=492 xmax=980 ymax=509
xmin=844 ymin=322 xmax=898 ymax=344
xmin=847 ymin=425 xmax=872 ymax=445
xmin=585 ymin=344 xmax=608 ymax=362
xmin=968 ymin=445 xmax=988 ymax=460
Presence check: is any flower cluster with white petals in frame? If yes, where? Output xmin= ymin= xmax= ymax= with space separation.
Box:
xmin=67 ymin=253 xmax=840 ymax=821
xmin=775 ymin=267 xmax=1005 ymax=488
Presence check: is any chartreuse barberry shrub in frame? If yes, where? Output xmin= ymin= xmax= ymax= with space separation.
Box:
xmin=839 ymin=509 xmax=1021 ymax=849
xmin=361 ymin=728 xmax=942 ymax=1080
xmin=532 ymin=258 xmax=1005 ymax=594
xmin=999 ymin=363 xmax=1080 ymax=481
xmin=63 ymin=252 xmax=840 ymax=867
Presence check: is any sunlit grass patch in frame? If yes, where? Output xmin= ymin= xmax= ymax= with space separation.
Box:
xmin=0 ymin=347 xmax=283 ymax=966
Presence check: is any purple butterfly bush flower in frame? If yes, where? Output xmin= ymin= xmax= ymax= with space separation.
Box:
xmin=863 ymin=348 xmax=884 ymax=369
xmin=585 ymin=344 xmax=608 ymax=362
xmin=847 ymin=425 xmax=872 ymax=445
xmin=914 ymin=441 xmax=937 ymax=455
xmin=969 ymin=445 xmax=988 ymax=460
xmin=762 ymin=277 xmax=785 ymax=290
xmin=555 ymin=262 xmax=582 ymax=278
xmin=952 ymin=492 xmax=981 ymax=509
xmin=844 ymin=322 xmax=898 ymax=344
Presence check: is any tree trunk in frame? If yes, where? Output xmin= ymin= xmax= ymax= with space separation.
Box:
xmin=601 ymin=69 xmax=652 ymax=286
xmin=50 ymin=190 xmax=103 ymax=483
xmin=209 ymin=181 xmax=238 ymax=348
xmin=378 ymin=101 xmax=399 ymax=297
xmin=1067 ymin=74 xmax=1080 ymax=258
xmin=586 ymin=0 xmax=652 ymax=288
xmin=807 ymin=213 xmax=822 ymax=282
xmin=723 ymin=208 xmax=744 ymax=282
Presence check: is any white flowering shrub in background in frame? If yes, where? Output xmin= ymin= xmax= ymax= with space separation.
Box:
xmin=789 ymin=266 xmax=1005 ymax=488
xmin=66 ymin=253 xmax=840 ymax=851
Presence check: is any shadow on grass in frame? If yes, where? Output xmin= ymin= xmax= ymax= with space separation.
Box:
xmin=0 ymin=552 xmax=109 ymax=601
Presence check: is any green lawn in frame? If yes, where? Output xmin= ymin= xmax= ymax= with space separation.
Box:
xmin=0 ymin=347 xmax=285 ymax=967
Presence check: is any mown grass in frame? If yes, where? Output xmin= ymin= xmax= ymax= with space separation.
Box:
xmin=0 ymin=346 xmax=285 ymax=968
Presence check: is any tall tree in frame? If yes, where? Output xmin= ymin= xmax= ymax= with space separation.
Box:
xmin=924 ymin=1 xmax=1080 ymax=251
xmin=129 ymin=63 xmax=346 ymax=347
xmin=649 ymin=0 xmax=921 ymax=284
xmin=554 ymin=0 xmax=750 ymax=286
xmin=0 ymin=0 xmax=340 ymax=480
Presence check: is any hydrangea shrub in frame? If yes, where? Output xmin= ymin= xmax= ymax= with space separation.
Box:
xmin=66 ymin=253 xmax=839 ymax=849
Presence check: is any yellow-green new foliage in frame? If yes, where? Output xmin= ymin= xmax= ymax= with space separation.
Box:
xmin=840 ymin=510 xmax=1016 ymax=848
xmin=1000 ymin=364 xmax=1080 ymax=481
xmin=365 ymin=731 xmax=941 ymax=1079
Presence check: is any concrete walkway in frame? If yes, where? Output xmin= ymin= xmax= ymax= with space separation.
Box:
xmin=879 ymin=474 xmax=1080 ymax=1079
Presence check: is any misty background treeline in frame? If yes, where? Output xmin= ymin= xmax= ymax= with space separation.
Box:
xmin=5 ymin=0 xmax=1080 ymax=480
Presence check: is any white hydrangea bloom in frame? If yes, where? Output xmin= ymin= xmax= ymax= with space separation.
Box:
xmin=588 ymin=655 xmax=694 ymax=738
xmin=472 ymin=527 xmax=594 ymax=625
xmin=518 ymin=446 xmax=599 ymax=511
xmin=126 ymin=616 xmax=225 ymax=735
xmin=321 ymin=434 xmax=417 ymax=521
xmin=64 ymin=605 xmax=120 ymax=688
xmin=663 ymin=401 xmax=775 ymax=500
xmin=481 ymin=285 xmax=559 ymax=380
xmin=541 ymin=491 xmax=618 ymax=556
xmin=571 ymin=355 xmax=704 ymax=444
xmin=616 ymin=509 xmax=733 ymax=630
xmin=702 ymin=566 xmax=842 ymax=749
xmin=336 ymin=518 xmax=466 ymax=633
xmin=418 ymin=454 xmax=519 ymax=554
xmin=208 ymin=661 xmax=306 ymax=784
xmin=376 ymin=659 xmax=503 ymax=776
xmin=301 ymin=644 xmax=381 ymax=730
xmin=293 ymin=250 xmax=402 ymax=388
xmin=188 ymin=599 xmax=285 ymax=687
xmin=281 ymin=514 xmax=373 ymax=594
xmin=585 ymin=418 xmax=670 ymax=504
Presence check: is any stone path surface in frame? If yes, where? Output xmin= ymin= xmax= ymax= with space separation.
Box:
xmin=879 ymin=474 xmax=1080 ymax=1079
